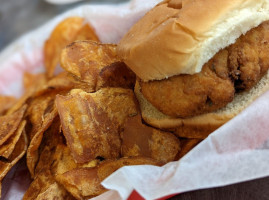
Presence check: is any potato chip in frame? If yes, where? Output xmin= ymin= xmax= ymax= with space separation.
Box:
xmin=56 ymin=88 xmax=138 ymax=163
xmin=26 ymin=91 xmax=59 ymax=140
xmin=36 ymin=182 xmax=75 ymax=200
xmin=60 ymin=41 xmax=135 ymax=90
xmin=73 ymin=23 xmax=99 ymax=41
xmin=87 ymin=88 xmax=139 ymax=126
xmin=0 ymin=120 xmax=26 ymax=159
xmin=96 ymin=61 xmax=136 ymax=90
xmin=34 ymin=117 xmax=63 ymax=176
xmin=177 ymin=138 xmax=202 ymax=159
xmin=56 ymin=167 xmax=106 ymax=199
xmin=22 ymin=170 xmax=55 ymax=200
xmin=0 ymin=95 xmax=17 ymax=115
xmin=121 ymin=115 xmax=180 ymax=163
xmin=35 ymin=72 xmax=95 ymax=97
xmin=27 ymin=107 xmax=58 ymax=177
xmin=51 ymin=144 xmax=98 ymax=176
xmin=56 ymin=91 xmax=120 ymax=163
xmin=0 ymin=105 xmax=26 ymax=146
xmin=23 ymin=72 xmax=47 ymax=94
xmin=0 ymin=129 xmax=28 ymax=184
xmin=44 ymin=17 xmax=99 ymax=77
xmin=55 ymin=157 xmax=160 ymax=199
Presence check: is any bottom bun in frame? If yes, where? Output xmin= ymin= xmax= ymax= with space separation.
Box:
xmin=134 ymin=71 xmax=269 ymax=139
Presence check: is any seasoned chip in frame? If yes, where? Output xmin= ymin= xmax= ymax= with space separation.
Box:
xmin=27 ymin=107 xmax=58 ymax=177
xmin=23 ymin=169 xmax=75 ymax=200
xmin=55 ymin=157 xmax=160 ymax=199
xmin=56 ymin=88 xmax=138 ymax=163
xmin=87 ymin=88 xmax=139 ymax=126
xmin=0 ymin=129 xmax=28 ymax=184
xmin=34 ymin=117 xmax=63 ymax=176
xmin=177 ymin=138 xmax=202 ymax=159
xmin=23 ymin=72 xmax=47 ymax=94
xmin=36 ymin=182 xmax=75 ymax=200
xmin=51 ymin=144 xmax=98 ymax=176
xmin=35 ymin=72 xmax=95 ymax=97
xmin=44 ymin=17 xmax=99 ymax=77
xmin=0 ymin=120 xmax=26 ymax=159
xmin=96 ymin=61 xmax=136 ymax=90
xmin=55 ymin=167 xmax=106 ymax=199
xmin=60 ymin=41 xmax=135 ymax=90
xmin=0 ymin=105 xmax=26 ymax=146
xmin=56 ymin=91 xmax=120 ymax=163
xmin=26 ymin=91 xmax=59 ymax=140
xmin=0 ymin=95 xmax=17 ymax=115
xmin=121 ymin=115 xmax=180 ymax=163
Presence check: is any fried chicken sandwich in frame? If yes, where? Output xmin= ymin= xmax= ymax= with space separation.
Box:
xmin=117 ymin=0 xmax=269 ymax=138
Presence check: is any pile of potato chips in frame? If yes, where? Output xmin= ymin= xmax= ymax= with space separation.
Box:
xmin=0 ymin=17 xmax=202 ymax=199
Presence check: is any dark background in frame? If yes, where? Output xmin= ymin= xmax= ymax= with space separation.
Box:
xmin=0 ymin=0 xmax=269 ymax=199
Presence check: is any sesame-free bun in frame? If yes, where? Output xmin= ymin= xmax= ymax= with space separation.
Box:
xmin=118 ymin=0 xmax=269 ymax=81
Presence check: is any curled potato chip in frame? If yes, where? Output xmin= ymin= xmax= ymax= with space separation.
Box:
xmin=55 ymin=157 xmax=160 ymax=199
xmin=121 ymin=115 xmax=180 ymax=163
xmin=23 ymin=169 xmax=76 ymax=200
xmin=56 ymin=91 xmax=121 ymax=163
xmin=26 ymin=91 xmax=59 ymax=140
xmin=35 ymin=72 xmax=95 ymax=97
xmin=44 ymin=17 xmax=99 ymax=77
xmin=34 ymin=117 xmax=63 ymax=176
xmin=0 ymin=105 xmax=26 ymax=146
xmin=23 ymin=72 xmax=47 ymax=94
xmin=36 ymin=182 xmax=75 ymax=200
xmin=0 ymin=120 xmax=26 ymax=159
xmin=56 ymin=88 xmax=138 ymax=163
xmin=27 ymin=107 xmax=58 ymax=177
xmin=0 ymin=129 xmax=28 ymax=189
xmin=60 ymin=41 xmax=135 ymax=90
xmin=51 ymin=144 xmax=98 ymax=176
xmin=0 ymin=96 xmax=17 ymax=115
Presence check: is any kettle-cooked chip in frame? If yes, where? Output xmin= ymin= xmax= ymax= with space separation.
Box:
xmin=26 ymin=91 xmax=59 ymax=140
xmin=55 ymin=157 xmax=160 ymax=199
xmin=36 ymin=182 xmax=75 ymax=200
xmin=34 ymin=117 xmax=63 ymax=176
xmin=23 ymin=72 xmax=47 ymax=94
xmin=0 ymin=129 xmax=28 ymax=195
xmin=27 ymin=107 xmax=58 ymax=177
xmin=51 ymin=144 xmax=98 ymax=176
xmin=55 ymin=167 xmax=106 ymax=199
xmin=0 ymin=120 xmax=26 ymax=159
xmin=56 ymin=88 xmax=139 ymax=163
xmin=60 ymin=41 xmax=135 ymax=90
xmin=35 ymin=72 xmax=95 ymax=97
xmin=56 ymin=92 xmax=120 ymax=163
xmin=22 ymin=170 xmax=73 ymax=200
xmin=44 ymin=17 xmax=99 ymax=77
xmin=0 ymin=95 xmax=17 ymax=115
xmin=0 ymin=105 xmax=26 ymax=146
xmin=121 ymin=115 xmax=180 ymax=163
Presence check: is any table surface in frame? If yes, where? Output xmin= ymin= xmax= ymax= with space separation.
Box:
xmin=1 ymin=0 xmax=268 ymax=199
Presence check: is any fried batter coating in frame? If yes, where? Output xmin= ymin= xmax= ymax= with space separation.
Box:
xmin=140 ymin=21 xmax=269 ymax=118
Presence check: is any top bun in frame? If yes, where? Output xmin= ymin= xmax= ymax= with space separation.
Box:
xmin=117 ymin=0 xmax=269 ymax=81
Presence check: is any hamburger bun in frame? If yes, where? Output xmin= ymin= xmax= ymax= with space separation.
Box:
xmin=117 ymin=0 xmax=269 ymax=81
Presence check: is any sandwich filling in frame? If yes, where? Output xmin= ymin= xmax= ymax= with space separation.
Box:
xmin=139 ymin=21 xmax=269 ymax=118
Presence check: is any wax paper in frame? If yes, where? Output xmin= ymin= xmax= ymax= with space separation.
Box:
xmin=1 ymin=0 xmax=269 ymax=199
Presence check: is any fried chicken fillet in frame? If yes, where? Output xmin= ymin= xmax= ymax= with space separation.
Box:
xmin=139 ymin=21 xmax=269 ymax=118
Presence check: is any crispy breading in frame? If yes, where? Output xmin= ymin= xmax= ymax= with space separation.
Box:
xmin=140 ymin=21 xmax=269 ymax=118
